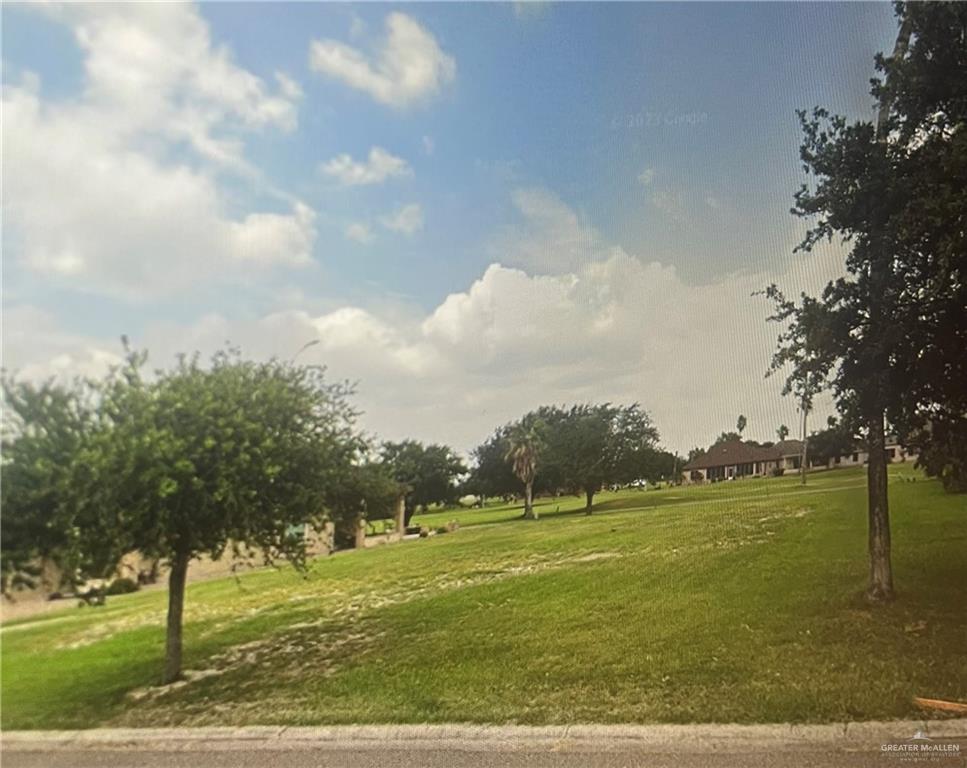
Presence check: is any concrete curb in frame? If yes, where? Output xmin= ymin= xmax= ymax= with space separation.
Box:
xmin=3 ymin=720 xmax=966 ymax=753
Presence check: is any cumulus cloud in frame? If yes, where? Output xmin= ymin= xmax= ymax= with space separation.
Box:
xmin=308 ymin=12 xmax=456 ymax=108
xmin=2 ymin=305 xmax=123 ymax=383
xmin=381 ymin=204 xmax=424 ymax=235
xmin=321 ymin=147 xmax=412 ymax=186
xmin=492 ymin=187 xmax=598 ymax=274
xmin=650 ymin=189 xmax=687 ymax=223
xmin=345 ymin=222 xmax=375 ymax=244
xmin=3 ymin=4 xmax=314 ymax=300
xmin=513 ymin=2 xmax=552 ymax=20
xmin=9 ymin=189 xmax=845 ymax=454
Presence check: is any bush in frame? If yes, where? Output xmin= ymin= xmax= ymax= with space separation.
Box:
xmin=105 ymin=577 xmax=139 ymax=596
xmin=770 ymin=467 xmax=785 ymax=477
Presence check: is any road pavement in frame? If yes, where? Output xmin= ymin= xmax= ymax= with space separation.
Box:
xmin=3 ymin=722 xmax=965 ymax=768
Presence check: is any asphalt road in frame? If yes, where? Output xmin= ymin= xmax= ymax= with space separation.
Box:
xmin=0 ymin=746 xmax=937 ymax=768
xmin=4 ymin=723 xmax=964 ymax=768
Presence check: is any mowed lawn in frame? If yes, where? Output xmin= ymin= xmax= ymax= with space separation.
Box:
xmin=2 ymin=466 xmax=965 ymax=729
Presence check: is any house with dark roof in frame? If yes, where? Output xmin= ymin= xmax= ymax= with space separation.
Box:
xmin=683 ymin=436 xmax=918 ymax=483
xmin=683 ymin=439 xmax=804 ymax=483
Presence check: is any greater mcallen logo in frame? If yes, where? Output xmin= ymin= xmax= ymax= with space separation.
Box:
xmin=880 ymin=731 xmax=962 ymax=762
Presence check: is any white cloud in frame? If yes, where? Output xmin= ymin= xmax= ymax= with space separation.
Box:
xmin=422 ymin=135 xmax=435 ymax=155
xmin=308 ymin=12 xmax=455 ymax=108
xmin=2 ymin=306 xmax=122 ymax=383
xmin=705 ymin=195 xmax=722 ymax=210
xmin=381 ymin=204 xmax=424 ymax=235
xmin=513 ymin=2 xmax=552 ymax=20
xmin=492 ymin=187 xmax=598 ymax=273
xmin=637 ymin=167 xmax=656 ymax=186
xmin=650 ymin=189 xmax=687 ymax=223
xmin=345 ymin=222 xmax=375 ymax=244
xmin=321 ymin=147 xmax=412 ymax=186
xmin=8 ymin=190 xmax=846 ymax=455
xmin=3 ymin=5 xmax=313 ymax=300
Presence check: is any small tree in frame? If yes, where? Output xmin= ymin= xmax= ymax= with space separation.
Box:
xmin=326 ymin=462 xmax=402 ymax=547
xmin=1 ymin=377 xmax=96 ymax=597
xmin=777 ymin=424 xmax=790 ymax=442
xmin=505 ymin=418 xmax=544 ymax=520
xmin=380 ymin=440 xmax=467 ymax=525
xmin=5 ymin=346 xmax=366 ymax=684
xmin=736 ymin=415 xmax=747 ymax=436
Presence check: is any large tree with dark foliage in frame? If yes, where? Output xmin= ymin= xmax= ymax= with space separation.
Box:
xmin=544 ymin=404 xmax=660 ymax=514
xmin=807 ymin=417 xmax=857 ymax=468
xmin=467 ymin=426 xmax=520 ymax=502
xmin=380 ymin=440 xmax=467 ymax=525
xmin=763 ymin=2 xmax=967 ymax=602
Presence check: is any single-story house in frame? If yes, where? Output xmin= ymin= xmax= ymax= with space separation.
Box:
xmin=683 ymin=437 xmax=918 ymax=484
xmin=683 ymin=439 xmax=804 ymax=484
xmin=815 ymin=438 xmax=918 ymax=470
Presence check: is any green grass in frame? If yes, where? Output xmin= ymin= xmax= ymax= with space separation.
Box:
xmin=2 ymin=465 xmax=965 ymax=729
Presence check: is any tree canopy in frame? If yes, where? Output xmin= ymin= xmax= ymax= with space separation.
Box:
xmin=762 ymin=2 xmax=967 ymax=600
xmin=2 ymin=346 xmax=368 ymax=683
xmin=380 ymin=440 xmax=467 ymax=525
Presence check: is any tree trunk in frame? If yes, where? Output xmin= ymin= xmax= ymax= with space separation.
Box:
xmin=162 ymin=550 xmax=190 ymax=685
xmin=800 ymin=404 xmax=809 ymax=485
xmin=866 ymin=412 xmax=895 ymax=602
xmin=859 ymin=20 xmax=907 ymax=605
xmin=523 ymin=481 xmax=536 ymax=520
xmin=585 ymin=489 xmax=594 ymax=515
xmin=393 ymin=494 xmax=406 ymax=540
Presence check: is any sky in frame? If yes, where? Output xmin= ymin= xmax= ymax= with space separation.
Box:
xmin=2 ymin=2 xmax=901 ymax=455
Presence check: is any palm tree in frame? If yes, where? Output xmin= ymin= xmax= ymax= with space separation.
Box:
xmin=777 ymin=424 xmax=790 ymax=441
xmin=505 ymin=420 xmax=543 ymax=520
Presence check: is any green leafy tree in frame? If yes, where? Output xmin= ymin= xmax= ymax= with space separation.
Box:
xmin=544 ymin=403 xmax=660 ymax=514
xmin=915 ymin=420 xmax=967 ymax=493
xmin=326 ymin=461 xmax=402 ymax=547
xmin=762 ymin=3 xmax=967 ymax=600
xmin=776 ymin=424 xmax=790 ymax=442
xmin=714 ymin=431 xmax=742 ymax=446
xmin=467 ymin=426 xmax=519 ymax=502
xmin=808 ymin=417 xmax=856 ymax=467
xmin=736 ymin=415 xmax=747 ymax=436
xmin=1 ymin=377 xmax=96 ymax=597
xmin=645 ymin=450 xmax=683 ymax=485
xmin=6 ymin=347 xmax=366 ymax=683
xmin=380 ymin=440 xmax=467 ymax=525
xmin=505 ymin=417 xmax=545 ymax=520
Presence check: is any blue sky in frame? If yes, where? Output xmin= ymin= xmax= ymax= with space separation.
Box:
xmin=3 ymin=2 xmax=899 ymax=453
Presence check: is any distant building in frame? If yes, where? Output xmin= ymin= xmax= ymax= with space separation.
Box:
xmin=682 ymin=437 xmax=916 ymax=484
xmin=683 ymin=439 xmax=803 ymax=483
xmin=815 ymin=438 xmax=917 ymax=470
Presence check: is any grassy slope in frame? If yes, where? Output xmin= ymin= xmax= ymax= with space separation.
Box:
xmin=2 ymin=466 xmax=964 ymax=729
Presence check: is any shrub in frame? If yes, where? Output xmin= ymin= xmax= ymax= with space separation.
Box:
xmin=105 ymin=577 xmax=139 ymax=596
